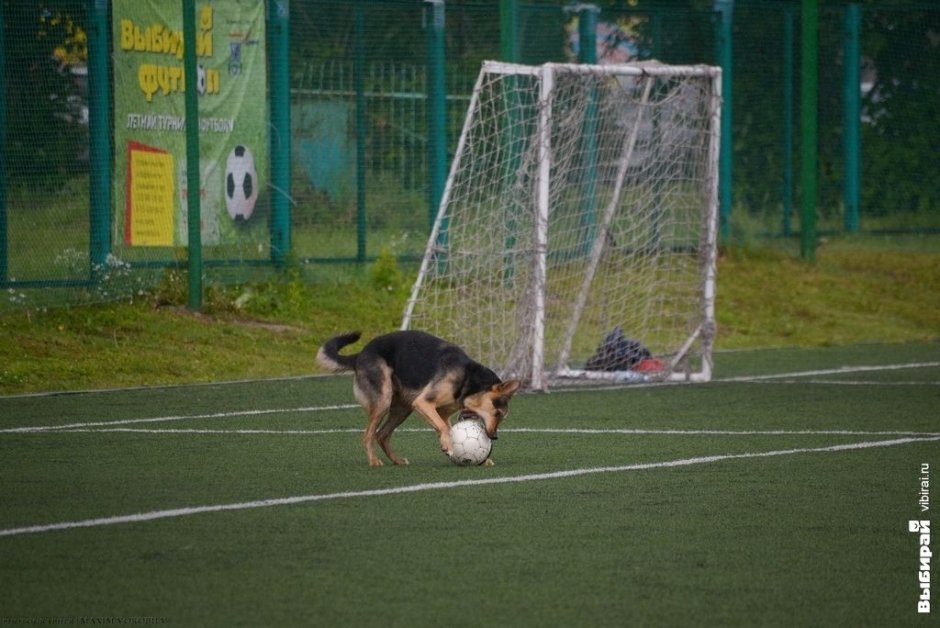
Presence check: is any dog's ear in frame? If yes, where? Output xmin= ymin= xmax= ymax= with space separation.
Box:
xmin=494 ymin=380 xmax=521 ymax=397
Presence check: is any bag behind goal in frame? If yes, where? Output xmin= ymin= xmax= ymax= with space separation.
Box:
xmin=402 ymin=61 xmax=722 ymax=390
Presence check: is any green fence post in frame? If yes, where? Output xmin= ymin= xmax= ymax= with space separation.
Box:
xmin=577 ymin=4 xmax=599 ymax=257
xmin=88 ymin=0 xmax=111 ymax=279
xmin=800 ymin=0 xmax=818 ymax=261
xmin=577 ymin=5 xmax=598 ymax=63
xmin=182 ymin=0 xmax=202 ymax=310
xmin=0 ymin=0 xmax=7 ymax=284
xmin=354 ymin=1 xmax=366 ymax=263
xmin=842 ymin=3 xmax=861 ymax=234
xmin=650 ymin=10 xmax=663 ymax=61
xmin=714 ymin=0 xmax=734 ymax=241
xmin=783 ymin=4 xmax=795 ymax=237
xmin=500 ymin=0 xmax=520 ymax=281
xmin=500 ymin=0 xmax=519 ymax=62
xmin=426 ymin=0 xmax=446 ymax=238
xmin=269 ymin=0 xmax=291 ymax=266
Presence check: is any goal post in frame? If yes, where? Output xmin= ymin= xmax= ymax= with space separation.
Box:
xmin=403 ymin=61 xmax=722 ymax=390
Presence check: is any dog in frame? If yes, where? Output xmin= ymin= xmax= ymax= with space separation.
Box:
xmin=316 ymin=330 xmax=521 ymax=467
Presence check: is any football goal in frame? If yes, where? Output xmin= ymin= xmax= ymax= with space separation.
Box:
xmin=402 ymin=61 xmax=722 ymax=390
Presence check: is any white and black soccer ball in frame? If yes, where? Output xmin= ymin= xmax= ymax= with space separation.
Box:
xmin=448 ymin=418 xmax=493 ymax=466
xmin=225 ymin=144 xmax=258 ymax=222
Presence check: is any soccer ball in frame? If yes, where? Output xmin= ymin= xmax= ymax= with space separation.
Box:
xmin=448 ymin=417 xmax=493 ymax=466
xmin=225 ymin=144 xmax=258 ymax=222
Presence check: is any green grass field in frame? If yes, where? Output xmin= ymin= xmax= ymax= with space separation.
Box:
xmin=1 ymin=342 xmax=937 ymax=625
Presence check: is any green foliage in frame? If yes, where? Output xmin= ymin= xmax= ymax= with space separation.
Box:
xmin=718 ymin=243 xmax=940 ymax=347
xmin=859 ymin=6 xmax=940 ymax=217
xmin=369 ymin=246 xmax=408 ymax=296
xmin=4 ymin=0 xmax=89 ymax=184
xmin=728 ymin=3 xmax=939 ymax=227
xmin=1 ymin=240 xmax=938 ymax=394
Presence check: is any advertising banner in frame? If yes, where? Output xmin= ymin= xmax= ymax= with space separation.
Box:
xmin=112 ymin=0 xmax=267 ymax=248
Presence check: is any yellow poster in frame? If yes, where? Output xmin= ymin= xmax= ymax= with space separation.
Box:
xmin=126 ymin=142 xmax=175 ymax=246
xmin=113 ymin=0 xmax=268 ymax=249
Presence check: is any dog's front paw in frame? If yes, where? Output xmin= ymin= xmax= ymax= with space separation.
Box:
xmin=483 ymin=458 xmax=495 ymax=466
xmin=439 ymin=436 xmax=453 ymax=458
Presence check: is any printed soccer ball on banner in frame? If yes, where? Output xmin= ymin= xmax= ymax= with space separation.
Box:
xmin=225 ymin=144 xmax=258 ymax=222
xmin=448 ymin=418 xmax=493 ymax=466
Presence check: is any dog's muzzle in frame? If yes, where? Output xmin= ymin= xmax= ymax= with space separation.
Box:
xmin=458 ymin=410 xmax=498 ymax=440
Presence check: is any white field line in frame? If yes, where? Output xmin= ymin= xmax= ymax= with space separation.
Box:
xmin=0 ymin=404 xmax=359 ymax=434
xmin=0 ymin=373 xmax=334 ymax=400
xmin=731 ymin=380 xmax=940 ymax=386
xmin=3 ymin=357 xmax=933 ymax=400
xmin=532 ymin=361 xmax=940 ymax=393
xmin=2 ymin=361 xmax=936 ymax=435
xmin=1 ymin=435 xmax=938 ymax=538
xmin=46 ymin=427 xmax=940 ymax=438
xmin=717 ymin=361 xmax=940 ymax=383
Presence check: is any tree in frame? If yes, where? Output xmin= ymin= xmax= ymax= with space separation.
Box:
xmin=3 ymin=0 xmax=88 ymax=185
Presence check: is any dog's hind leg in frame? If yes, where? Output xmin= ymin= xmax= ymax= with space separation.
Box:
xmin=354 ymin=367 xmax=393 ymax=467
xmin=376 ymin=400 xmax=412 ymax=466
xmin=361 ymin=403 xmax=389 ymax=467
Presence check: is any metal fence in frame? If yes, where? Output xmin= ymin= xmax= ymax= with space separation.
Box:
xmin=1 ymin=0 xmax=938 ymax=308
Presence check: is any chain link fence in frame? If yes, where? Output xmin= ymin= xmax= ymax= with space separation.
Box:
xmin=1 ymin=0 xmax=938 ymax=308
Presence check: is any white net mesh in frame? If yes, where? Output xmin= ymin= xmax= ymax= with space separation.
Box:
xmin=404 ymin=62 xmax=720 ymax=388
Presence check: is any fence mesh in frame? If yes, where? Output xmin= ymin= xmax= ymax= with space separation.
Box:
xmin=1 ymin=0 xmax=938 ymax=309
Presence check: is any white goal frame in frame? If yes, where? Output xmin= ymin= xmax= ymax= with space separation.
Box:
xmin=403 ymin=61 xmax=722 ymax=390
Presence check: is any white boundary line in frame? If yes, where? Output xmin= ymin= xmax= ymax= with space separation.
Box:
xmin=545 ymin=361 xmax=940 ymax=392
xmin=2 ymin=435 xmax=938 ymax=538
xmin=0 ymin=373 xmax=333 ymax=400
xmin=1 ymin=358 xmax=934 ymax=399
xmin=40 ymin=427 xmax=940 ymax=438
xmin=3 ymin=360 xmax=938 ymax=435
xmin=0 ymin=404 xmax=359 ymax=434
xmin=735 ymin=380 xmax=940 ymax=386
xmin=717 ymin=361 xmax=940 ymax=382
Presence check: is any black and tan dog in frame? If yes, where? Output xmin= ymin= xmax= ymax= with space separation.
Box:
xmin=316 ymin=330 xmax=521 ymax=466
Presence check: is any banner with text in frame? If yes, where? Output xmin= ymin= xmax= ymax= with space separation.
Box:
xmin=112 ymin=0 xmax=268 ymax=248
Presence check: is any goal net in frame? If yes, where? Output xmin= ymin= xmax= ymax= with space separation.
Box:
xmin=402 ymin=61 xmax=721 ymax=390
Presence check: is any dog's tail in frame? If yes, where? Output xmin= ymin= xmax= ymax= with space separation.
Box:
xmin=315 ymin=331 xmax=362 ymax=372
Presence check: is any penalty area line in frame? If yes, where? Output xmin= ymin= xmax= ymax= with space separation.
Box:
xmin=0 ymin=404 xmax=360 ymax=434
xmin=43 ymin=427 xmax=940 ymax=438
xmin=1 ymin=435 xmax=938 ymax=538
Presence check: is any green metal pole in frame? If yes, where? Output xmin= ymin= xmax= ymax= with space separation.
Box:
xmin=426 ymin=1 xmax=446 ymax=238
xmin=842 ymin=3 xmax=861 ymax=233
xmin=650 ymin=11 xmax=663 ymax=61
xmin=578 ymin=5 xmax=598 ymax=64
xmin=88 ymin=0 xmax=111 ymax=278
xmin=182 ymin=0 xmax=202 ymax=309
xmin=500 ymin=0 xmax=520 ymax=281
xmin=0 ymin=0 xmax=7 ymax=284
xmin=801 ymin=0 xmax=818 ymax=261
xmin=578 ymin=4 xmax=599 ymax=257
xmin=269 ymin=0 xmax=291 ymax=266
xmin=715 ymin=0 xmax=734 ymax=241
xmin=354 ymin=1 xmax=366 ymax=263
xmin=783 ymin=5 xmax=795 ymax=237
xmin=500 ymin=0 xmax=519 ymax=62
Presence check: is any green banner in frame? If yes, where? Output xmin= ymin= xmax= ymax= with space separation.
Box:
xmin=112 ymin=0 xmax=268 ymax=249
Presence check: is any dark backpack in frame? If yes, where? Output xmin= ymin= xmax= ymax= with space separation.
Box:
xmin=584 ymin=326 xmax=652 ymax=371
